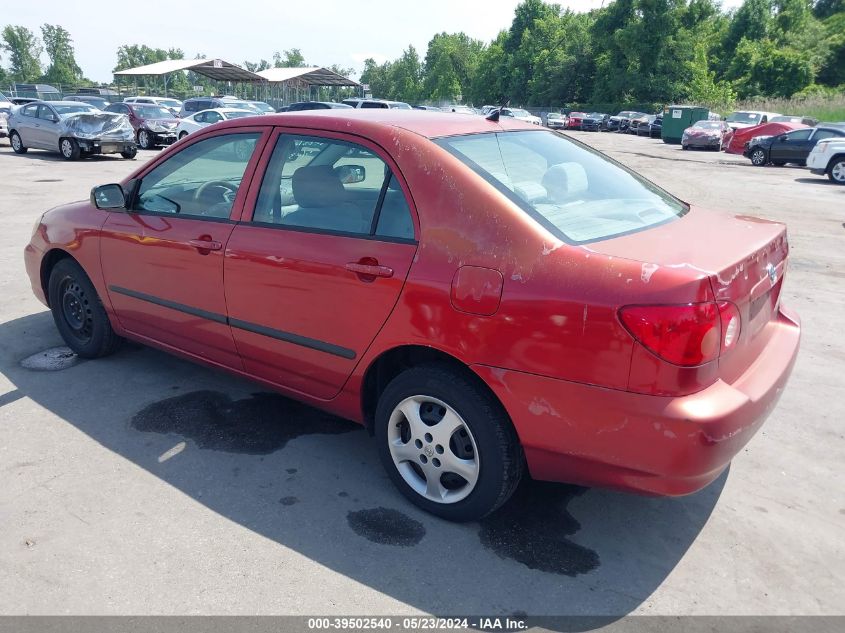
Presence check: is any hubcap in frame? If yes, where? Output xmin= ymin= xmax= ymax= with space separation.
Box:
xmin=12 ymin=134 xmax=21 ymax=150
xmin=832 ymin=161 xmax=845 ymax=183
xmin=61 ymin=140 xmax=72 ymax=156
xmin=59 ymin=278 xmax=93 ymax=342
xmin=387 ymin=395 xmax=480 ymax=504
xmin=140 ymin=131 xmax=149 ymax=147
xmin=752 ymin=150 xmax=765 ymax=165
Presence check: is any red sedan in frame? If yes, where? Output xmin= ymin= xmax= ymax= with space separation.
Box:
xmin=24 ymin=110 xmax=800 ymax=521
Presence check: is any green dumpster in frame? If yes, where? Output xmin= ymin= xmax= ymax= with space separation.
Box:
xmin=661 ymin=105 xmax=710 ymax=144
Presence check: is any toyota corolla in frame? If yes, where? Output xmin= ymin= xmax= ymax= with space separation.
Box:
xmin=24 ymin=110 xmax=800 ymax=521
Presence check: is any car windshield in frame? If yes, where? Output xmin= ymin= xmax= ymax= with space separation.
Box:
xmin=250 ymin=102 xmax=275 ymax=113
xmin=589 ymin=113 xmax=604 ymax=118
xmin=158 ymin=99 xmax=181 ymax=108
xmin=547 ymin=113 xmax=561 ymax=119
xmin=54 ymin=104 xmax=96 ymax=115
xmin=693 ymin=121 xmax=721 ymax=129
xmin=223 ymin=111 xmax=255 ymax=119
xmin=133 ymin=105 xmax=172 ymax=119
xmin=570 ymin=112 xmax=587 ymax=117
xmin=727 ymin=112 xmax=761 ymax=123
xmin=227 ymin=101 xmax=261 ymax=112
xmin=507 ymin=109 xmax=531 ymax=117
xmin=436 ymin=130 xmax=686 ymax=244
xmin=618 ymin=111 xmax=637 ymax=118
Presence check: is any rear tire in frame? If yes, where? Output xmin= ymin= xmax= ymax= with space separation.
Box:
xmin=10 ymin=131 xmax=27 ymax=154
xmin=375 ymin=364 xmax=523 ymax=522
xmin=121 ymin=147 xmax=137 ymax=159
xmin=47 ymin=259 xmax=122 ymax=358
xmin=60 ymin=138 xmax=80 ymax=161
xmin=829 ymin=158 xmax=845 ymax=184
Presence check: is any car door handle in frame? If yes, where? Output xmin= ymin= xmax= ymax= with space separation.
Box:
xmin=345 ymin=262 xmax=394 ymax=278
xmin=187 ymin=238 xmax=222 ymax=251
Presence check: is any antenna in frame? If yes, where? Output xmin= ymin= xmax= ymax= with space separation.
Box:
xmin=486 ymin=98 xmax=509 ymax=122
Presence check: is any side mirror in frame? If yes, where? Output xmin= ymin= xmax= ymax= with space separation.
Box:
xmin=778 ymin=135 xmax=787 ymax=142
xmin=335 ymin=164 xmax=366 ymax=185
xmin=91 ymin=183 xmax=126 ymax=209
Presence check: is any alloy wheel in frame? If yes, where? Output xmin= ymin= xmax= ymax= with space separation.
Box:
xmin=61 ymin=139 xmax=73 ymax=158
xmin=751 ymin=149 xmax=766 ymax=166
xmin=387 ymin=395 xmax=480 ymax=504
xmin=11 ymin=134 xmax=21 ymax=151
xmin=831 ymin=160 xmax=845 ymax=183
xmin=139 ymin=130 xmax=150 ymax=149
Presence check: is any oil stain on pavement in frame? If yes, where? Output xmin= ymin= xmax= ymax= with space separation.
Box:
xmin=131 ymin=390 xmax=359 ymax=454
xmin=347 ymin=508 xmax=425 ymax=546
xmin=478 ymin=482 xmax=600 ymax=576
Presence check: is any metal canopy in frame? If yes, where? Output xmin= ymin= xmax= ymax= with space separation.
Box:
xmin=114 ymin=59 xmax=264 ymax=82
xmin=257 ymin=67 xmax=359 ymax=87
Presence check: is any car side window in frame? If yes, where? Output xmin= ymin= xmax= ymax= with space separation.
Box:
xmin=133 ymin=133 xmax=261 ymax=220
xmin=252 ymin=134 xmax=415 ymax=240
xmin=206 ymin=111 xmax=223 ymax=123
xmin=194 ymin=112 xmax=206 ymax=123
xmin=22 ymin=104 xmax=38 ymax=117
xmin=37 ymin=105 xmax=56 ymax=121
xmin=812 ymin=130 xmax=840 ymax=141
xmin=787 ymin=129 xmax=813 ymax=141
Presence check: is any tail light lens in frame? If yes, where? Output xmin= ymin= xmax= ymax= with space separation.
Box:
xmin=619 ymin=301 xmax=741 ymax=367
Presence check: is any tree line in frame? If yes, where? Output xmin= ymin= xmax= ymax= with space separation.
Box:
xmin=361 ymin=0 xmax=845 ymax=109
xmin=2 ymin=0 xmax=842 ymax=107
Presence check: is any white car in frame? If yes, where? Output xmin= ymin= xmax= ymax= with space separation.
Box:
xmin=125 ymin=96 xmax=183 ymax=116
xmin=500 ymin=107 xmax=542 ymax=125
xmin=725 ymin=110 xmax=781 ymax=130
xmin=807 ymin=135 xmax=845 ymax=184
xmin=176 ymin=108 xmax=256 ymax=139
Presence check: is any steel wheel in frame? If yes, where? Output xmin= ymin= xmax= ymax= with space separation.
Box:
xmin=387 ymin=395 xmax=480 ymax=504
xmin=830 ymin=159 xmax=845 ymax=184
xmin=58 ymin=278 xmax=94 ymax=345
xmin=751 ymin=149 xmax=767 ymax=166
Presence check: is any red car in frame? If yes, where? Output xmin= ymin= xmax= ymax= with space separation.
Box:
xmin=24 ymin=111 xmax=800 ymax=521
xmin=681 ymin=120 xmax=734 ymax=151
xmin=105 ymin=102 xmax=180 ymax=149
xmin=567 ymin=111 xmax=588 ymax=130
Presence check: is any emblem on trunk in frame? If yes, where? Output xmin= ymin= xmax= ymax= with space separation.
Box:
xmin=766 ymin=263 xmax=777 ymax=285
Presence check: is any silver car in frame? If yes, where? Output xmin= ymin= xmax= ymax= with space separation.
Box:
xmin=8 ymin=100 xmax=137 ymax=160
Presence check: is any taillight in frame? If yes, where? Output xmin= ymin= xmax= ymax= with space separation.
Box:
xmin=619 ymin=301 xmax=740 ymax=367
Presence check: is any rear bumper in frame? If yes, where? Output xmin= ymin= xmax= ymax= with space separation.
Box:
xmin=473 ymin=306 xmax=800 ymax=496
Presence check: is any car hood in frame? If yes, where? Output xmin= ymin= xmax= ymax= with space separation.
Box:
xmin=143 ymin=118 xmax=180 ymax=126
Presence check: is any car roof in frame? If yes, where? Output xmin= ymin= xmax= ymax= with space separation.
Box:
xmin=211 ymin=109 xmax=538 ymax=139
xmin=196 ymin=107 xmax=255 ymax=114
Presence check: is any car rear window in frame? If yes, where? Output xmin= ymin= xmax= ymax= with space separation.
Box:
xmin=436 ymin=130 xmax=687 ymax=244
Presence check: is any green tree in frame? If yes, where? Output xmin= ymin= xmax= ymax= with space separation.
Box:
xmin=41 ymin=24 xmax=82 ymax=88
xmin=388 ymin=46 xmax=423 ymax=103
xmin=273 ymin=48 xmax=307 ymax=68
xmin=1 ymin=25 xmax=42 ymax=83
xmin=422 ymin=32 xmax=484 ymax=102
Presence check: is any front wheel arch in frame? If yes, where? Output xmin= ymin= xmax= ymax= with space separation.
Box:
xmin=40 ymin=249 xmax=75 ymax=308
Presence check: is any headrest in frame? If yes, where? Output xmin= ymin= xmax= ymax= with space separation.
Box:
xmin=292 ymin=165 xmax=346 ymax=208
xmin=541 ymin=162 xmax=589 ymax=201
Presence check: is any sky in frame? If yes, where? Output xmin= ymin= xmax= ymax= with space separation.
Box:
xmin=4 ymin=0 xmax=744 ymax=83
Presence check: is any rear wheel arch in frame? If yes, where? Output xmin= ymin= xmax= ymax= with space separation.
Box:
xmin=360 ymin=345 xmax=509 ymax=436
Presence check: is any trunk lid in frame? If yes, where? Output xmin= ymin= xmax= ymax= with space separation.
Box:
xmin=588 ymin=206 xmax=788 ymax=381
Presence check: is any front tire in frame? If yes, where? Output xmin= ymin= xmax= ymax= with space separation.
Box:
xmin=138 ymin=129 xmax=154 ymax=149
xmin=60 ymin=138 xmax=80 ymax=161
xmin=10 ymin=131 xmax=27 ymax=154
xmin=750 ymin=148 xmax=767 ymax=166
xmin=47 ymin=259 xmax=122 ymax=358
xmin=179 ymin=131 xmax=188 ymax=140
xmin=829 ymin=158 xmax=845 ymax=184
xmin=375 ymin=364 xmax=523 ymax=522
xmin=121 ymin=147 xmax=137 ymax=159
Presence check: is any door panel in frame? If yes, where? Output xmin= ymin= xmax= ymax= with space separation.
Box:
xmin=100 ymin=128 xmax=269 ymax=368
xmin=224 ymin=129 xmax=419 ymax=399
xmin=225 ymin=228 xmax=415 ymax=398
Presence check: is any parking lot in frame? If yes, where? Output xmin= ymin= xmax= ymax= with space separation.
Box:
xmin=0 ymin=129 xmax=842 ymax=618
